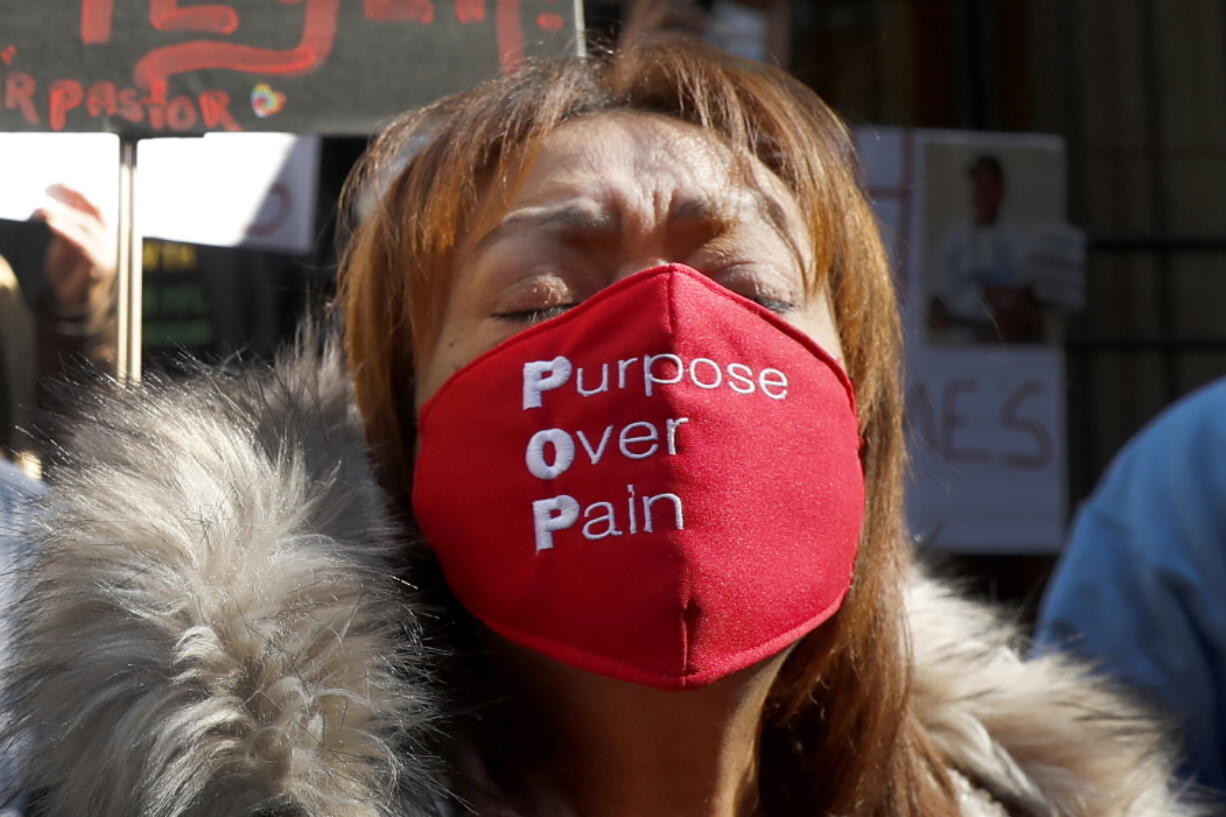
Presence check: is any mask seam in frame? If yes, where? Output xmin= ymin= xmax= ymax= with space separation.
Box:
xmin=666 ymin=270 xmax=696 ymax=679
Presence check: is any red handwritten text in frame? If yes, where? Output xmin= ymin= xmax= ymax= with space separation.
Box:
xmin=6 ymin=0 xmax=550 ymax=133
xmin=496 ymin=0 xmax=524 ymax=73
xmin=80 ymin=0 xmax=115 ymax=44
xmin=907 ymin=378 xmax=1053 ymax=469
xmin=134 ymin=0 xmax=341 ymax=91
xmin=456 ymin=0 xmax=486 ymax=23
xmin=1 ymin=71 xmax=241 ymax=132
xmin=149 ymin=0 xmax=240 ymax=34
xmin=365 ymin=0 xmax=435 ymax=23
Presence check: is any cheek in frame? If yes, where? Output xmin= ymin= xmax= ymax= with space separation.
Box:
xmin=414 ymin=322 xmax=475 ymax=411
xmin=413 ymin=263 xmax=494 ymax=410
xmin=414 ymin=311 xmax=522 ymax=411
xmin=786 ymin=299 xmax=845 ymax=364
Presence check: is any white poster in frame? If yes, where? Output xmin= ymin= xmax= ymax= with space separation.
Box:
xmin=0 ymin=132 xmax=319 ymax=255
xmin=0 ymin=133 xmax=120 ymax=227
xmin=856 ymin=128 xmax=1076 ymax=553
xmin=138 ymin=133 xmax=320 ymax=254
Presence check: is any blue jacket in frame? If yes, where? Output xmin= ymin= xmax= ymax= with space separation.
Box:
xmin=1036 ymin=377 xmax=1226 ymax=792
xmin=0 ymin=459 xmax=39 ymax=816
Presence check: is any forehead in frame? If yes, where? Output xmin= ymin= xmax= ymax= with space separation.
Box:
xmin=466 ymin=112 xmax=807 ymax=251
xmin=508 ymin=113 xmax=797 ymax=212
xmin=519 ymin=113 xmax=738 ymax=189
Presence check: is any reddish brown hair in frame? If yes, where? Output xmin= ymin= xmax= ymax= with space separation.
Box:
xmin=339 ymin=36 xmax=953 ymax=817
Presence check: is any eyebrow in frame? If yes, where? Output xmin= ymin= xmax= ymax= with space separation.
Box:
xmin=473 ymin=190 xmax=790 ymax=253
xmin=474 ymin=203 xmax=620 ymax=253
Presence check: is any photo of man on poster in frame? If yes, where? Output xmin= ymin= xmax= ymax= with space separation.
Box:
xmin=927 ymin=148 xmax=1086 ymax=345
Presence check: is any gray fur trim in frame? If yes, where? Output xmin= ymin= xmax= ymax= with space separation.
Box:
xmin=3 ymin=336 xmax=446 ymax=817
xmin=908 ymin=574 xmax=1209 ymax=816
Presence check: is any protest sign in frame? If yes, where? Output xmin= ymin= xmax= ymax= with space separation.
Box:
xmin=856 ymin=127 xmax=1071 ymax=553
xmin=0 ymin=0 xmax=580 ymax=135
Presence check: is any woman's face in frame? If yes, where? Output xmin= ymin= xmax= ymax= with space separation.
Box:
xmin=415 ymin=112 xmax=844 ymax=408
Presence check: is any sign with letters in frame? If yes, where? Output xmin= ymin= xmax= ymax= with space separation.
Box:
xmin=856 ymin=127 xmax=1070 ymax=553
xmin=0 ymin=0 xmax=580 ymax=135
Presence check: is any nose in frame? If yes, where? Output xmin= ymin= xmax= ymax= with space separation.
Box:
xmin=614 ymin=257 xmax=673 ymax=282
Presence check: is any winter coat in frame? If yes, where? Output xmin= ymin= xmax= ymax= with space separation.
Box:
xmin=0 ymin=339 xmax=1204 ymax=817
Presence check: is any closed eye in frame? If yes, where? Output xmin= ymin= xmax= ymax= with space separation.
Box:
xmin=491 ymin=304 xmax=578 ymax=323
xmin=749 ymin=296 xmax=795 ymax=315
xmin=698 ymin=255 xmax=799 ymax=316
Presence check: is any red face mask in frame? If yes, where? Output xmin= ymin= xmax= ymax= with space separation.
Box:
xmin=413 ymin=264 xmax=863 ymax=690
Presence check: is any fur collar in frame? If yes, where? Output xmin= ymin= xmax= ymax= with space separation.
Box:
xmin=0 ymin=338 xmax=1202 ymax=817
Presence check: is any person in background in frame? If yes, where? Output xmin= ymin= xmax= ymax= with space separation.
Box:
xmin=0 ymin=457 xmax=39 ymax=817
xmin=0 ymin=186 xmax=110 ymax=816
xmin=31 ymin=184 xmax=117 ymax=391
xmin=929 ymin=155 xmax=1086 ymax=344
xmin=1036 ymin=377 xmax=1226 ymax=796
xmin=0 ymin=185 xmax=115 ymax=467
xmin=0 ymin=257 xmax=35 ymax=461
